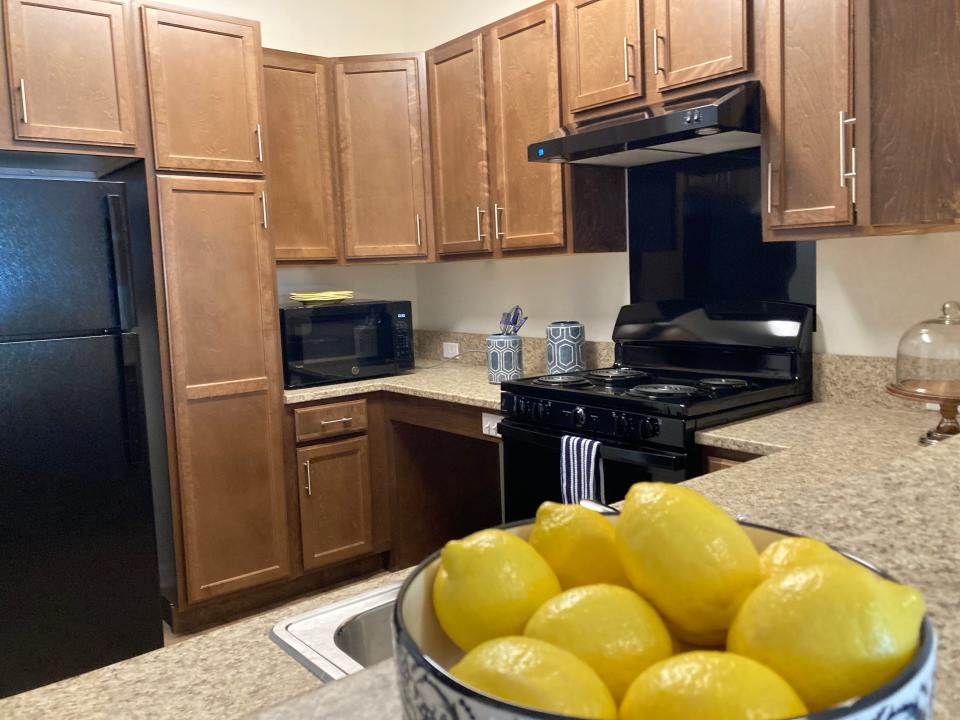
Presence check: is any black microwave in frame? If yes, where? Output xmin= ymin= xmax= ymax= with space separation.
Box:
xmin=279 ymin=300 xmax=414 ymax=388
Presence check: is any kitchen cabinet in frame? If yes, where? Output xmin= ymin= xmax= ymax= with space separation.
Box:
xmin=157 ymin=175 xmax=289 ymax=604
xmin=486 ymin=4 xmax=565 ymax=251
xmin=297 ymin=436 xmax=374 ymax=570
xmin=427 ymin=35 xmax=492 ymax=256
xmin=142 ymin=6 xmax=265 ymax=174
xmin=2 ymin=0 xmax=137 ymax=146
xmin=765 ymin=0 xmax=854 ymax=230
xmin=334 ymin=54 xmax=431 ymax=259
xmin=263 ymin=49 xmax=339 ymax=261
xmin=652 ymin=0 xmax=747 ymax=92
xmin=562 ymin=0 xmax=642 ymax=113
xmin=701 ymin=447 xmax=758 ymax=473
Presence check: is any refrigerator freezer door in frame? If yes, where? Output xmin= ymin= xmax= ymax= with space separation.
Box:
xmin=0 ymin=178 xmax=130 ymax=340
xmin=0 ymin=333 xmax=162 ymax=697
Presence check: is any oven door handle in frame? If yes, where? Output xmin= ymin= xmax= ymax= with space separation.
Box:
xmin=498 ymin=421 xmax=685 ymax=471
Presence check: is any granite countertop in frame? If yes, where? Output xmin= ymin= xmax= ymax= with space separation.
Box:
xmin=283 ymin=364 xmax=500 ymax=409
xmin=3 ymin=402 xmax=956 ymax=719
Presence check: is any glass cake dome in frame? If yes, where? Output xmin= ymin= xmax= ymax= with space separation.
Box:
xmin=887 ymin=301 xmax=960 ymax=444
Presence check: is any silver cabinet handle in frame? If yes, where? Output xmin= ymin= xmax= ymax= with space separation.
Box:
xmin=494 ymin=204 xmax=504 ymax=240
xmin=19 ymin=78 xmax=28 ymax=123
xmin=652 ymin=29 xmax=664 ymax=76
xmin=766 ymin=162 xmax=773 ymax=215
xmin=255 ymin=123 xmax=263 ymax=162
xmin=476 ymin=206 xmax=486 ymax=242
xmin=415 ymin=214 xmax=422 ymax=247
xmin=260 ymin=191 xmax=269 ymax=228
xmin=839 ymin=111 xmax=857 ymax=188
xmin=623 ymin=37 xmax=633 ymax=82
xmin=319 ymin=416 xmax=352 ymax=426
xmin=303 ymin=461 xmax=312 ymax=496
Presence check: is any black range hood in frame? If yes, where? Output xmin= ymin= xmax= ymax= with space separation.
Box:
xmin=529 ymin=81 xmax=760 ymax=167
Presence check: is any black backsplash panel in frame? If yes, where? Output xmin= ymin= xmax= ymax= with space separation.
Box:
xmin=628 ymin=148 xmax=816 ymax=311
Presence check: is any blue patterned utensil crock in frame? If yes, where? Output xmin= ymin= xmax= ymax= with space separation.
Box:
xmin=486 ymin=334 xmax=523 ymax=384
xmin=546 ymin=321 xmax=585 ymax=375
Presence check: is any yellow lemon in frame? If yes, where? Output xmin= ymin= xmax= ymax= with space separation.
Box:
xmin=615 ymin=483 xmax=762 ymax=645
xmin=728 ymin=562 xmax=926 ymax=711
xmin=619 ymin=651 xmax=808 ymax=720
xmin=451 ymin=636 xmax=617 ymax=719
xmin=528 ymin=502 xmax=630 ymax=589
xmin=759 ymin=536 xmax=852 ymax=578
xmin=524 ymin=584 xmax=672 ymax=703
xmin=432 ymin=529 xmax=560 ymax=651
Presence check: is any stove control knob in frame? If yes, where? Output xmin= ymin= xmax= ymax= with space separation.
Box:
xmin=535 ymin=402 xmax=545 ymax=420
xmin=613 ymin=412 xmax=629 ymax=436
xmin=574 ymin=406 xmax=587 ymax=428
xmin=640 ymin=418 xmax=659 ymax=439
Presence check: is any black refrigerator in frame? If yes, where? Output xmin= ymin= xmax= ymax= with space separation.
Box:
xmin=0 ymin=176 xmax=165 ymax=697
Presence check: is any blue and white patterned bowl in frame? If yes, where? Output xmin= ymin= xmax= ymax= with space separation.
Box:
xmin=392 ymin=520 xmax=936 ymax=720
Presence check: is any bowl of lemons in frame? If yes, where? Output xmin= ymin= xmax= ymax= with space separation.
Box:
xmin=391 ymin=483 xmax=935 ymax=720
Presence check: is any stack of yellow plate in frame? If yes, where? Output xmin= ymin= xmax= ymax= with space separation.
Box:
xmin=289 ymin=290 xmax=354 ymax=304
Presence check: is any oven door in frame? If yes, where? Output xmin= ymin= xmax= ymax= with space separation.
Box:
xmin=499 ymin=419 xmax=691 ymax=523
xmin=282 ymin=305 xmax=399 ymax=387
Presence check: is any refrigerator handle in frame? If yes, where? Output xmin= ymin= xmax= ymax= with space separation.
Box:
xmin=106 ymin=194 xmax=137 ymax=331
xmin=119 ymin=333 xmax=147 ymax=465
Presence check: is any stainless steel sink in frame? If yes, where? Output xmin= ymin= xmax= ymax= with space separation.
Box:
xmin=270 ymin=584 xmax=400 ymax=681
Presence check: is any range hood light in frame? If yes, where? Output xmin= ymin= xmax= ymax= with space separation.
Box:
xmin=695 ymin=127 xmax=721 ymax=136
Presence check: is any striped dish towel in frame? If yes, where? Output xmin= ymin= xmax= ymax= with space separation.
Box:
xmin=561 ymin=435 xmax=605 ymax=505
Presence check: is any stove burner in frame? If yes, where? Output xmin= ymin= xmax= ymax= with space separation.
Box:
xmin=700 ymin=377 xmax=750 ymax=390
xmin=583 ymin=367 xmax=650 ymax=385
xmin=628 ymin=383 xmax=701 ymax=399
xmin=534 ymin=374 xmax=590 ymax=387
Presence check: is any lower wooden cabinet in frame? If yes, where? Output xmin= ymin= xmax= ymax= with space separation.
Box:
xmin=701 ymin=447 xmax=759 ymax=473
xmin=297 ymin=436 xmax=374 ymax=570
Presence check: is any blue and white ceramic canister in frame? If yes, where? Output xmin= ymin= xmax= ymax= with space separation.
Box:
xmin=486 ymin=334 xmax=523 ymax=384
xmin=546 ymin=321 xmax=585 ymax=375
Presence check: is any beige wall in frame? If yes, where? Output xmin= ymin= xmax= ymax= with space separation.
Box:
xmin=248 ymin=1 xmax=958 ymax=358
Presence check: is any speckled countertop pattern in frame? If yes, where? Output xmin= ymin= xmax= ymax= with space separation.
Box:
xmin=0 ymin=571 xmax=410 ymax=720
xmin=283 ymin=364 xmax=501 ymax=409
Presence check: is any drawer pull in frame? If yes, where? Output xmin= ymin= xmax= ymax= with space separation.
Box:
xmin=320 ymin=416 xmax=353 ymax=427
xmin=303 ymin=460 xmax=313 ymax=496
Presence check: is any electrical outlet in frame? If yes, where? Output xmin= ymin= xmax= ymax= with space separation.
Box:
xmin=442 ymin=342 xmax=460 ymax=359
xmin=482 ymin=413 xmax=504 ymax=438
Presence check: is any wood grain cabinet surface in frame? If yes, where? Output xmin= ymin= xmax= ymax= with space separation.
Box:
xmin=486 ymin=4 xmax=565 ymax=251
xmin=142 ymin=6 xmax=265 ymax=174
xmin=428 ymin=35 xmax=492 ymax=256
xmin=652 ymin=0 xmax=747 ymax=92
xmin=2 ymin=0 xmax=137 ymax=146
xmin=334 ymin=55 xmax=430 ymax=259
xmin=263 ymin=49 xmax=339 ymax=261
xmin=765 ymin=0 xmax=854 ymax=230
xmin=157 ymin=175 xmax=289 ymax=604
xmin=562 ymin=0 xmax=642 ymax=113
xmin=297 ymin=436 xmax=374 ymax=571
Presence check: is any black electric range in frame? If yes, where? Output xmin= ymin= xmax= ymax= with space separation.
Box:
xmin=498 ymin=300 xmax=814 ymax=521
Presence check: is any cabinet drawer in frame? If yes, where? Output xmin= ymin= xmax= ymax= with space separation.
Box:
xmin=295 ymin=399 xmax=368 ymax=441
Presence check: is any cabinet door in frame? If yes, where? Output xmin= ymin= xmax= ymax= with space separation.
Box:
xmin=142 ymin=7 xmax=265 ymax=174
xmin=297 ymin=436 xmax=374 ymax=570
xmin=263 ymin=50 xmax=339 ymax=260
xmin=653 ymin=0 xmax=747 ymax=91
xmin=335 ymin=57 xmax=429 ymax=259
xmin=766 ymin=0 xmax=854 ymax=229
xmin=429 ymin=36 xmax=491 ymax=255
xmin=563 ymin=0 xmax=642 ymax=112
xmin=157 ymin=176 xmax=289 ymax=604
xmin=3 ymin=0 xmax=136 ymax=146
xmin=487 ymin=5 xmax=565 ymax=251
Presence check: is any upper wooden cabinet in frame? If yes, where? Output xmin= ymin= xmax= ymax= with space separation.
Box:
xmin=2 ymin=0 xmax=137 ymax=146
xmin=765 ymin=0 xmax=854 ymax=230
xmin=486 ymin=5 xmax=565 ymax=251
xmin=142 ymin=6 xmax=265 ymax=174
xmin=562 ymin=0 xmax=642 ymax=113
xmin=157 ymin=175 xmax=289 ymax=603
xmin=263 ymin=50 xmax=339 ymax=261
xmin=334 ymin=55 xmax=430 ymax=259
xmin=297 ymin=436 xmax=374 ymax=571
xmin=428 ymin=35 xmax=492 ymax=256
xmin=652 ymin=0 xmax=747 ymax=92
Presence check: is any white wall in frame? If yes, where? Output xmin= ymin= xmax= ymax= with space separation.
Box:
xmin=277 ymin=264 xmax=419 ymax=306
xmin=404 ymin=0 xmax=543 ymax=49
